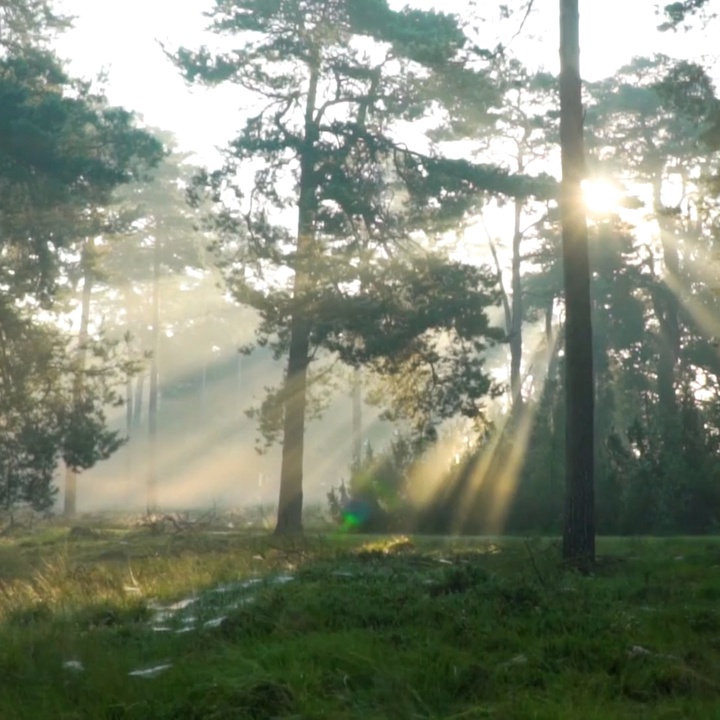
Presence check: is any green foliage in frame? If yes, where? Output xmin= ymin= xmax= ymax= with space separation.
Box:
xmin=0 ymin=14 xmax=164 ymax=512
xmin=327 ymin=436 xmax=422 ymax=532
xmin=475 ymin=52 xmax=720 ymax=538
xmin=602 ymin=384 xmax=720 ymax=535
xmin=175 ymin=0 xmax=523 ymax=460
xmin=495 ymin=375 xmax=720 ymax=537
xmin=0 ymin=1 xmax=71 ymax=51
xmin=586 ymin=55 xmax=720 ymax=179
xmin=659 ymin=0 xmax=714 ymax=31
xmin=349 ymin=437 xmax=417 ymax=509
xmin=0 ymin=48 xmax=164 ymax=307
xmin=0 ymin=308 xmax=131 ymax=511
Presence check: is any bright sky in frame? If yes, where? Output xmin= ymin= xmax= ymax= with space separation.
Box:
xmin=54 ymin=0 xmax=719 ymax=167
xmin=55 ymin=0 xmax=234 ymax=162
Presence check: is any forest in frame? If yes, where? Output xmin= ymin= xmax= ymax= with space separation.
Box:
xmin=2 ymin=0 xmax=720 ymax=554
xmin=3 ymin=1 xmax=720 ymax=719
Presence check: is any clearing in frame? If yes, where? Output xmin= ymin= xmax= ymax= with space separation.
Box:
xmin=0 ymin=519 xmax=719 ymax=719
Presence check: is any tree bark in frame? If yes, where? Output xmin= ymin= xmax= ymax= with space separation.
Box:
xmin=559 ymin=0 xmax=595 ymax=569
xmin=274 ymin=58 xmax=320 ymax=535
xmin=200 ymin=361 xmax=208 ymax=423
xmin=545 ymin=297 xmax=561 ymax=379
xmin=125 ymin=370 xmax=134 ymax=500
xmin=147 ymin=233 xmax=160 ymax=512
xmin=510 ymin=199 xmax=524 ymax=408
xmin=133 ymin=372 xmax=145 ymax=429
xmin=352 ymin=367 xmax=363 ymax=465
xmin=652 ymin=178 xmax=680 ymax=437
xmin=64 ymin=238 xmax=93 ymax=517
xmin=126 ymin=374 xmax=134 ymax=438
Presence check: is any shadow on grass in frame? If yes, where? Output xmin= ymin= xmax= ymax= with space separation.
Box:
xmin=2 ymin=533 xmax=720 ymax=719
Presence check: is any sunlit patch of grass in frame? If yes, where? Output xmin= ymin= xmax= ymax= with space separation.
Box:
xmin=1 ymin=531 xmax=720 ymax=718
xmin=356 ymin=535 xmax=415 ymax=555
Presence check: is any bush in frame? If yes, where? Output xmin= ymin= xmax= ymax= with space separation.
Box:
xmin=327 ymin=435 xmax=422 ymax=533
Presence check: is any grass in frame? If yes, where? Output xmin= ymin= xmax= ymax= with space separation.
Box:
xmin=1 ymin=525 xmax=720 ymax=719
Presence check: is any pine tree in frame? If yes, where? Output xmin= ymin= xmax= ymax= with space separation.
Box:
xmin=0 ymin=17 xmax=163 ymax=514
xmin=559 ymin=0 xmax=595 ymax=569
xmin=172 ymin=0 xmax=545 ymax=533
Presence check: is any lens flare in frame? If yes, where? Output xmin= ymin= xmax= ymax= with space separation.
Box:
xmin=341 ymin=499 xmax=373 ymax=531
xmin=582 ymin=179 xmax=621 ymax=215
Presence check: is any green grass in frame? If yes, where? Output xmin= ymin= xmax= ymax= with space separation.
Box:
xmin=1 ymin=527 xmax=720 ymax=719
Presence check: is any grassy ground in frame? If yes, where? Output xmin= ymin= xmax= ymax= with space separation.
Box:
xmin=1 ymin=522 xmax=720 ymax=719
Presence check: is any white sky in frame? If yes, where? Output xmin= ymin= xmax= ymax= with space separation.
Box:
xmin=53 ymin=0 xmax=719 ymax=166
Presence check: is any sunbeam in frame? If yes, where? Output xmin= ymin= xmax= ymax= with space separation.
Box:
xmin=406 ymin=327 xmax=562 ymax=534
xmin=648 ymin=216 xmax=720 ymax=341
xmin=664 ymin=272 xmax=720 ymax=340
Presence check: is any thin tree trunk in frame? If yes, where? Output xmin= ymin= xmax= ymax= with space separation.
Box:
xmin=652 ymin=178 xmax=680 ymax=436
xmin=133 ymin=372 xmax=145 ymax=429
xmin=545 ymin=297 xmax=554 ymax=341
xmin=559 ymin=0 xmax=595 ymax=569
xmin=487 ymin=237 xmax=512 ymax=334
xmin=237 ymin=352 xmax=243 ymax=398
xmin=651 ymin=177 xmax=683 ymax=527
xmin=486 ymin=201 xmax=524 ymax=411
xmin=122 ymin=327 xmax=136 ymax=502
xmin=510 ymin=199 xmax=524 ymax=408
xmin=545 ymin=297 xmax=561 ymax=383
xmin=352 ymin=367 xmax=362 ymax=465
xmin=126 ymin=374 xmax=134 ymax=438
xmin=201 ymin=361 xmax=208 ymax=422
xmin=125 ymin=371 xmax=134 ymax=504
xmin=64 ymin=238 xmax=94 ymax=517
xmin=486 ymin=237 xmax=514 ymax=406
xmin=274 ymin=57 xmax=321 ymax=535
xmin=147 ymin=234 xmax=160 ymax=512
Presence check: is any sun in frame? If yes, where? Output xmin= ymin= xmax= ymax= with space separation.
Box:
xmin=582 ymin=179 xmax=622 ymax=215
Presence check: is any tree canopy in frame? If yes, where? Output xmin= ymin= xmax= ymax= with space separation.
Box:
xmin=171 ymin=0 xmax=563 ymax=532
xmin=0 ymin=12 xmax=164 ymax=513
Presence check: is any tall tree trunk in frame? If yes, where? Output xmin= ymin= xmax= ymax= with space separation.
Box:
xmin=651 ymin=177 xmax=683 ymax=526
xmin=510 ymin=199 xmax=524 ymax=409
xmin=545 ymin=297 xmax=554 ymax=342
xmin=237 ymin=352 xmax=243 ymax=398
xmin=64 ymin=238 xmax=93 ymax=517
xmin=122 ymin=328 xmax=136 ymax=499
xmin=200 ymin=361 xmax=207 ymax=422
xmin=352 ymin=367 xmax=362 ymax=465
xmin=559 ymin=0 xmax=595 ymax=569
xmin=487 ymin=201 xmax=524 ymax=411
xmin=545 ymin=297 xmax=561 ymax=382
xmin=133 ymin=372 xmax=145 ymax=429
xmin=147 ymin=234 xmax=160 ymax=512
xmin=652 ymin=178 xmax=680 ymax=437
xmin=486 ymin=237 xmax=514 ymax=407
xmin=125 ymin=370 xmax=134 ymax=502
xmin=126 ymin=374 xmax=134 ymax=438
xmin=274 ymin=59 xmax=320 ymax=535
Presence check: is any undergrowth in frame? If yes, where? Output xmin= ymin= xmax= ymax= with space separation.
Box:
xmin=1 ymin=530 xmax=720 ymax=719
